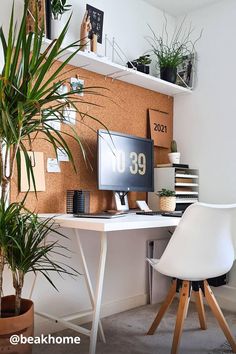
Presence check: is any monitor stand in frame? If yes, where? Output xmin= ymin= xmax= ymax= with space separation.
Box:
xmin=114 ymin=191 xmax=129 ymax=211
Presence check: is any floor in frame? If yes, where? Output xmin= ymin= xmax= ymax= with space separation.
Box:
xmin=33 ymin=299 xmax=236 ymax=354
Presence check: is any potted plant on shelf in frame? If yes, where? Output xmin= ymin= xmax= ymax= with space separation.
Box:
xmin=50 ymin=0 xmax=72 ymax=39
xmin=168 ymin=140 xmax=181 ymax=164
xmin=158 ymin=189 xmax=176 ymax=212
xmin=127 ymin=54 xmax=152 ymax=74
xmin=51 ymin=0 xmax=71 ymax=20
xmin=147 ymin=18 xmax=202 ymax=83
xmin=0 ymin=1 xmax=105 ymax=349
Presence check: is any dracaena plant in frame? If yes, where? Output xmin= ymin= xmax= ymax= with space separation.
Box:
xmin=0 ymin=1 xmax=106 ymax=316
xmin=1 ymin=201 xmax=78 ymax=316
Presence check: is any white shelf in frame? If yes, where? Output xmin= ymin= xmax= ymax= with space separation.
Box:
xmin=42 ymin=38 xmax=192 ymax=97
xmin=175 ymin=174 xmax=199 ymax=179
xmin=175 ymin=191 xmax=198 ymax=195
xmin=175 ymin=183 xmax=199 ymax=187
xmin=176 ymin=199 xmax=198 ymax=203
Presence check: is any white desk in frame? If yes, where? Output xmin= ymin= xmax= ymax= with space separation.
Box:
xmin=37 ymin=214 xmax=180 ymax=354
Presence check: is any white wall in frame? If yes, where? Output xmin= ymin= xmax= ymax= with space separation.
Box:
xmin=174 ymin=0 xmax=236 ymax=310
xmin=59 ymin=0 xmax=175 ymax=71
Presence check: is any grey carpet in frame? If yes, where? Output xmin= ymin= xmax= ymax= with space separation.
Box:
xmin=33 ymin=299 xmax=236 ymax=354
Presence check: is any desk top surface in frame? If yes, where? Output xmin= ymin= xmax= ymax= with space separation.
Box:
xmin=39 ymin=213 xmax=180 ymax=232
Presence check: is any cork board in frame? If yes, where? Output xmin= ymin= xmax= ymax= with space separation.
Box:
xmin=10 ymin=62 xmax=173 ymax=213
xmin=26 ymin=0 xmax=46 ymax=34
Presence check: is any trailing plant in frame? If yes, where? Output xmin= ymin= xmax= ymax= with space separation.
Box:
xmin=171 ymin=140 xmax=178 ymax=153
xmin=158 ymin=188 xmax=175 ymax=197
xmin=146 ymin=17 xmax=202 ymax=69
xmin=51 ymin=0 xmax=71 ymax=20
xmin=0 ymin=1 xmax=107 ymax=316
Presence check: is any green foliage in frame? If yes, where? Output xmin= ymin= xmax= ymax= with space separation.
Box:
xmin=158 ymin=188 xmax=175 ymax=197
xmin=51 ymin=0 xmax=71 ymax=20
xmin=1 ymin=201 xmax=78 ymax=315
xmin=136 ymin=55 xmax=151 ymax=65
xmin=0 ymin=1 xmax=107 ymax=202
xmin=146 ymin=17 xmax=202 ymax=69
xmin=0 ymin=1 xmax=107 ymax=316
xmin=171 ymin=140 xmax=178 ymax=153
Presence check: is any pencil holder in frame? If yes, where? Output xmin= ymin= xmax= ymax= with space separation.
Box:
xmin=66 ymin=190 xmax=90 ymax=214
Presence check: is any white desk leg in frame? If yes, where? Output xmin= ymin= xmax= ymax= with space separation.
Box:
xmin=89 ymin=231 xmax=108 ymax=354
xmin=74 ymin=229 xmax=106 ymax=344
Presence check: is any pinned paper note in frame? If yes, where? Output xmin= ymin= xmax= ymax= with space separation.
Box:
xmin=70 ymin=77 xmax=84 ymax=96
xmin=43 ymin=110 xmax=61 ymax=131
xmin=57 ymin=147 xmax=69 ymax=162
xmin=47 ymin=119 xmax=61 ymax=131
xmin=63 ymin=106 xmax=76 ymax=125
xmin=20 ymin=151 xmax=46 ymax=192
xmin=47 ymin=158 xmax=61 ymax=173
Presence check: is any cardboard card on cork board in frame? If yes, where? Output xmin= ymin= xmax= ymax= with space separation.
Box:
xmin=148 ymin=109 xmax=172 ymax=148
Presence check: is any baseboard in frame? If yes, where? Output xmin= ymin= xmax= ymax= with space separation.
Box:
xmin=35 ymin=293 xmax=148 ymax=335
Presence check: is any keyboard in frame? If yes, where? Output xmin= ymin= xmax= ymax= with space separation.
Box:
xmin=136 ymin=210 xmax=183 ymax=217
xmin=73 ymin=212 xmax=126 ymax=219
xmin=136 ymin=211 xmax=163 ymax=216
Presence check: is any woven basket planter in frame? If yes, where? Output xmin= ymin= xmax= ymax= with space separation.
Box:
xmin=159 ymin=196 xmax=176 ymax=212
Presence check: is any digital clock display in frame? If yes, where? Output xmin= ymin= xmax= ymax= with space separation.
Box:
xmin=98 ymin=130 xmax=154 ymax=192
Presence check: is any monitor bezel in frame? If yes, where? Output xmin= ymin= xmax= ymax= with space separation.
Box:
xmin=97 ymin=129 xmax=154 ymax=192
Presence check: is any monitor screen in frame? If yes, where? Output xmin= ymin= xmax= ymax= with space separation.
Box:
xmin=97 ymin=130 xmax=154 ymax=192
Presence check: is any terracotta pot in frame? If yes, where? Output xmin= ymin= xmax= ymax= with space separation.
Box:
xmin=159 ymin=196 xmax=176 ymax=212
xmin=0 ymin=296 xmax=34 ymax=354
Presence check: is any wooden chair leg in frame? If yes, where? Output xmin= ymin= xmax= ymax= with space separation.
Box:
xmin=204 ymin=280 xmax=236 ymax=353
xmin=193 ymin=289 xmax=207 ymax=330
xmin=171 ymin=280 xmax=190 ymax=354
xmin=147 ymin=279 xmax=177 ymax=335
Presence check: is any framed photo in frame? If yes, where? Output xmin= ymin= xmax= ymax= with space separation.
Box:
xmin=86 ymin=4 xmax=104 ymax=44
xmin=176 ymin=53 xmax=196 ymax=89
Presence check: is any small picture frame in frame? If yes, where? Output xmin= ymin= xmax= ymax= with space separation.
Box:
xmin=176 ymin=53 xmax=196 ymax=89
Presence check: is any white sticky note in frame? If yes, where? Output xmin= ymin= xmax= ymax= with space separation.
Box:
xmin=63 ymin=106 xmax=76 ymax=125
xmin=43 ymin=110 xmax=61 ymax=131
xmin=47 ymin=158 xmax=61 ymax=173
xmin=47 ymin=119 xmax=61 ymax=131
xmin=57 ymin=148 xmax=69 ymax=162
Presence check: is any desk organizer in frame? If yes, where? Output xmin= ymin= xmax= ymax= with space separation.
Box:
xmin=66 ymin=190 xmax=90 ymax=214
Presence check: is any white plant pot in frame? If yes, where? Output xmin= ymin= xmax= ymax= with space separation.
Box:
xmin=50 ymin=19 xmax=62 ymax=40
xmin=168 ymin=152 xmax=180 ymax=164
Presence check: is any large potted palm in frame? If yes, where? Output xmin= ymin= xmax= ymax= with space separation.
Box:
xmin=0 ymin=1 xmax=105 ymax=351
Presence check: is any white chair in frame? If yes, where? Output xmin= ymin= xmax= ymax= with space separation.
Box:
xmin=147 ymin=202 xmax=236 ymax=354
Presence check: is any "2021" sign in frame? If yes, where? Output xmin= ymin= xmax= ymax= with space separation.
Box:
xmin=148 ymin=109 xmax=172 ymax=148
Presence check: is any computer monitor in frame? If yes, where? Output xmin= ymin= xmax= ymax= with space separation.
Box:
xmin=97 ymin=129 xmax=154 ymax=210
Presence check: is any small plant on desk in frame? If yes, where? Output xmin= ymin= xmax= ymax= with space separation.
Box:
xmin=157 ymin=189 xmax=176 ymax=212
